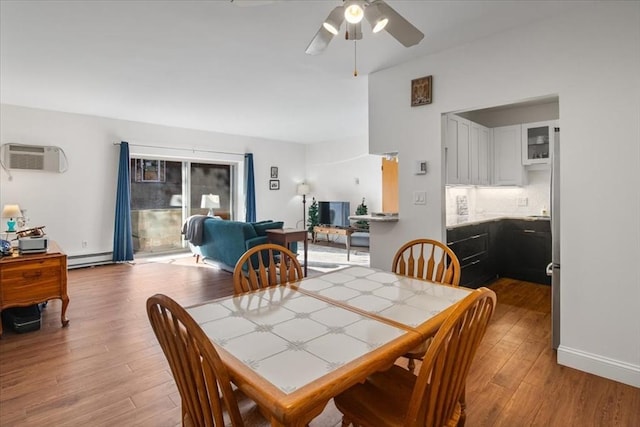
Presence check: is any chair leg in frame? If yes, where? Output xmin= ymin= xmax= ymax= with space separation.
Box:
xmin=341 ymin=416 xmax=352 ymax=427
xmin=458 ymin=387 xmax=467 ymax=427
xmin=407 ymin=356 xmax=416 ymax=373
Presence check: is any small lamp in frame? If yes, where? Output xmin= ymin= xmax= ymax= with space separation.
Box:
xmin=200 ymin=194 xmax=220 ymax=217
xmin=297 ymin=183 xmax=311 ymax=230
xmin=2 ymin=204 xmax=22 ymax=232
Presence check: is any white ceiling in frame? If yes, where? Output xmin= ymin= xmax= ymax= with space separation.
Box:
xmin=0 ymin=0 xmax=580 ymax=144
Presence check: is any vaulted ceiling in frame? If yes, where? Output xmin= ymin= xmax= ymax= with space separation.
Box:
xmin=0 ymin=1 xmax=580 ymax=144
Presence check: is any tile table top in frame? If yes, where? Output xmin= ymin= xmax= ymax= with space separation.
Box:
xmin=294 ymin=266 xmax=472 ymax=328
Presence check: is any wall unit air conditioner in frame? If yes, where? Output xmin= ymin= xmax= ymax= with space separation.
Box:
xmin=4 ymin=144 xmax=62 ymax=172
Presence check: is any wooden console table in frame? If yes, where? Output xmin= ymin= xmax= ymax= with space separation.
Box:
xmin=266 ymin=228 xmax=308 ymax=277
xmin=313 ymin=226 xmax=356 ymax=261
xmin=0 ymin=241 xmax=69 ymax=337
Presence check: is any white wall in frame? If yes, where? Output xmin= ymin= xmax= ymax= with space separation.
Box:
xmin=367 ymin=2 xmax=640 ymax=386
xmin=0 ymin=104 xmax=307 ymax=260
xmin=305 ymin=135 xmax=382 ymax=221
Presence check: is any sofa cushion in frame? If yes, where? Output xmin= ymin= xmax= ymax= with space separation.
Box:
xmin=252 ymin=221 xmax=284 ymax=236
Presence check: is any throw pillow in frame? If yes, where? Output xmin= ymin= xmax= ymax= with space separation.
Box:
xmin=252 ymin=221 xmax=284 ymax=236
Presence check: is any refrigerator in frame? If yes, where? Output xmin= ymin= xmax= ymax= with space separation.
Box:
xmin=549 ymin=127 xmax=561 ymax=349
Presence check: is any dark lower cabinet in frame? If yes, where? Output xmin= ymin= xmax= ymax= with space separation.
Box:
xmin=499 ymin=219 xmax=551 ymax=285
xmin=447 ymin=218 xmax=551 ymax=288
xmin=447 ymin=222 xmax=497 ymax=289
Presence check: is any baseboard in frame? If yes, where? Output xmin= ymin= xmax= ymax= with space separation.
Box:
xmin=557 ymin=345 xmax=640 ymax=387
xmin=68 ymin=252 xmax=113 ymax=269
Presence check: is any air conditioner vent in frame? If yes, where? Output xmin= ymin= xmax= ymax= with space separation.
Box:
xmin=4 ymin=144 xmax=62 ymax=172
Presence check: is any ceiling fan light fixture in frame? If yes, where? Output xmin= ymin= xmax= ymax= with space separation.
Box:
xmin=323 ymin=6 xmax=344 ymax=35
xmin=344 ymin=1 xmax=364 ymax=24
xmin=365 ymin=2 xmax=388 ymax=33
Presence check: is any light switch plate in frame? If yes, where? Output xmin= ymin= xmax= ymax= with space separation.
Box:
xmin=415 ymin=160 xmax=427 ymax=175
xmin=414 ymin=191 xmax=427 ymax=205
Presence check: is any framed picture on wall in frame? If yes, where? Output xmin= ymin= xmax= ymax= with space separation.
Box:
xmin=411 ymin=75 xmax=432 ymax=106
xmin=270 ymin=166 xmax=278 ymax=179
xmin=269 ymin=179 xmax=280 ymax=190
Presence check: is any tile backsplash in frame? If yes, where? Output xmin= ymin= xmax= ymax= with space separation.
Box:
xmin=446 ymin=170 xmax=551 ymax=216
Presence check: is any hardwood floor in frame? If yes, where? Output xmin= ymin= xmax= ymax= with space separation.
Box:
xmin=0 ymin=263 xmax=638 ymax=426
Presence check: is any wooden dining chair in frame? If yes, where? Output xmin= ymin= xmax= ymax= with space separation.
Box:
xmin=392 ymin=238 xmax=461 ymax=285
xmin=392 ymin=238 xmax=462 ymax=372
xmin=146 ymin=294 xmax=267 ymax=427
xmin=334 ymin=287 xmax=496 ymax=427
xmin=232 ymin=243 xmax=303 ymax=295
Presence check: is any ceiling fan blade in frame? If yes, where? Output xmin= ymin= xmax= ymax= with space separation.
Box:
xmin=305 ymin=26 xmax=335 ymax=55
xmin=305 ymin=5 xmax=344 ymax=55
xmin=375 ymin=0 xmax=424 ymax=47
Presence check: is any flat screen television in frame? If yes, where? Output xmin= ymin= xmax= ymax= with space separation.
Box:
xmin=318 ymin=201 xmax=350 ymax=228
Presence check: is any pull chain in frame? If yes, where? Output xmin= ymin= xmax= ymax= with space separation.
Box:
xmin=353 ymin=40 xmax=358 ymax=77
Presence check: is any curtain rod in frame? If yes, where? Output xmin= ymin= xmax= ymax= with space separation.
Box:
xmin=113 ymin=141 xmax=245 ymax=156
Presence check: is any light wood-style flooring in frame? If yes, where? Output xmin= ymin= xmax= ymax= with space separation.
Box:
xmin=1 ymin=261 xmax=638 ymax=426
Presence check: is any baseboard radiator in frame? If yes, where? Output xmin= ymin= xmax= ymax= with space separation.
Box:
xmin=68 ymin=252 xmax=114 ymax=269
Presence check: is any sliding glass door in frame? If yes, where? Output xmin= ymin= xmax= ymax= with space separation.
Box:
xmin=130 ymin=158 xmax=233 ymax=255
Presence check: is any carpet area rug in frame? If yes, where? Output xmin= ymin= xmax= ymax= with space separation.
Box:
xmin=136 ymin=241 xmax=370 ymax=274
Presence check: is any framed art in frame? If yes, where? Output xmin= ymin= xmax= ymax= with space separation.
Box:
xmin=270 ymin=166 xmax=278 ymax=179
xmin=269 ymin=179 xmax=280 ymax=190
xmin=411 ymin=75 xmax=432 ymax=106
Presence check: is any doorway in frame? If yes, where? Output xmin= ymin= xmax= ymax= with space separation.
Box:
xmin=382 ymin=156 xmax=399 ymax=213
xmin=443 ymin=95 xmax=560 ymax=349
xmin=130 ymin=158 xmax=234 ymax=255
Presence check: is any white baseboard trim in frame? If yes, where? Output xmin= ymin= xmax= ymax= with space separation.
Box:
xmin=68 ymin=252 xmax=113 ymax=269
xmin=557 ymin=345 xmax=640 ymax=388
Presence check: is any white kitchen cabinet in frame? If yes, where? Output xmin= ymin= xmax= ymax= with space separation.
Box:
xmin=445 ymin=114 xmax=470 ymax=185
xmin=446 ymin=115 xmax=490 ymax=185
xmin=522 ymin=120 xmax=557 ymax=165
xmin=493 ymin=124 xmax=526 ymax=186
xmin=470 ymin=122 xmax=491 ymax=185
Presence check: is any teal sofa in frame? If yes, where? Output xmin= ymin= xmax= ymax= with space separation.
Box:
xmin=186 ymin=218 xmax=292 ymax=272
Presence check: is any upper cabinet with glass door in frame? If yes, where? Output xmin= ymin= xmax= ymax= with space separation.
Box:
xmin=522 ymin=120 xmax=557 ymax=165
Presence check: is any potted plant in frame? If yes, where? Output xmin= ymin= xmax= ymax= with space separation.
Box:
xmin=355 ymin=197 xmax=369 ymax=231
xmin=307 ymin=197 xmax=319 ymax=240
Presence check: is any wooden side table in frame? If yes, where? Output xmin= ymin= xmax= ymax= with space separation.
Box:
xmin=266 ymin=228 xmax=308 ymax=277
xmin=0 ymin=241 xmax=69 ymax=337
xmin=313 ymin=226 xmax=355 ymax=261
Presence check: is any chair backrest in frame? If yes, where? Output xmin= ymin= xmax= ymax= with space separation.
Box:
xmin=392 ymin=238 xmax=461 ymax=286
xmin=146 ymin=294 xmax=245 ymax=427
xmin=406 ymin=287 xmax=496 ymax=427
xmin=232 ymin=243 xmax=303 ymax=295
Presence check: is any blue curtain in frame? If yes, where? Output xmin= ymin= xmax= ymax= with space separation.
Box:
xmin=113 ymin=141 xmax=134 ymax=262
xmin=245 ymin=153 xmax=256 ymax=222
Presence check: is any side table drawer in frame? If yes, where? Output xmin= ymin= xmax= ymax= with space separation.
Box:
xmin=1 ymin=258 xmax=63 ymax=303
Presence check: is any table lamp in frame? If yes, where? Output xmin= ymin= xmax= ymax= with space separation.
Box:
xmin=201 ymin=194 xmax=220 ymax=216
xmin=297 ymin=183 xmax=310 ymax=229
xmin=2 ymin=204 xmax=22 ymax=232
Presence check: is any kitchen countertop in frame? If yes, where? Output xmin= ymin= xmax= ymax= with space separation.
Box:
xmin=446 ymin=213 xmax=550 ymax=229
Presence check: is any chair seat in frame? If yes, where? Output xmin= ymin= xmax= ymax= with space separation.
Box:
xmin=335 ymin=365 xmax=416 ymax=427
xmin=335 ymin=364 xmax=461 ymax=427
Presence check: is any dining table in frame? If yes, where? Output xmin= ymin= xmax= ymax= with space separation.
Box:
xmin=186 ymin=265 xmax=472 ymax=427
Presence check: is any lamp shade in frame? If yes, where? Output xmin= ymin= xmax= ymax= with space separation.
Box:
xmin=323 ymin=6 xmax=344 ymax=35
xmin=344 ymin=1 xmax=364 ymax=24
xmin=365 ymin=3 xmax=388 ymax=33
xmin=200 ymin=194 xmax=221 ymax=209
xmin=1 ymin=204 xmax=21 ymax=219
xmin=297 ymin=183 xmax=310 ymax=196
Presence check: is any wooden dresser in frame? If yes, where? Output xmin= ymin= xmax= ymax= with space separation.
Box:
xmin=0 ymin=241 xmax=69 ymax=336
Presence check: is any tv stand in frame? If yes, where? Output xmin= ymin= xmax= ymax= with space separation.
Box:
xmin=312 ymin=226 xmax=356 ymax=261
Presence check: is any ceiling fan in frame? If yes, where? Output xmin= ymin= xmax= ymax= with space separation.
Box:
xmin=305 ymin=0 xmax=424 ymax=55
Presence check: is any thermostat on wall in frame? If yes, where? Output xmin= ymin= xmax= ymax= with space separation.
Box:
xmin=415 ymin=160 xmax=427 ymax=175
